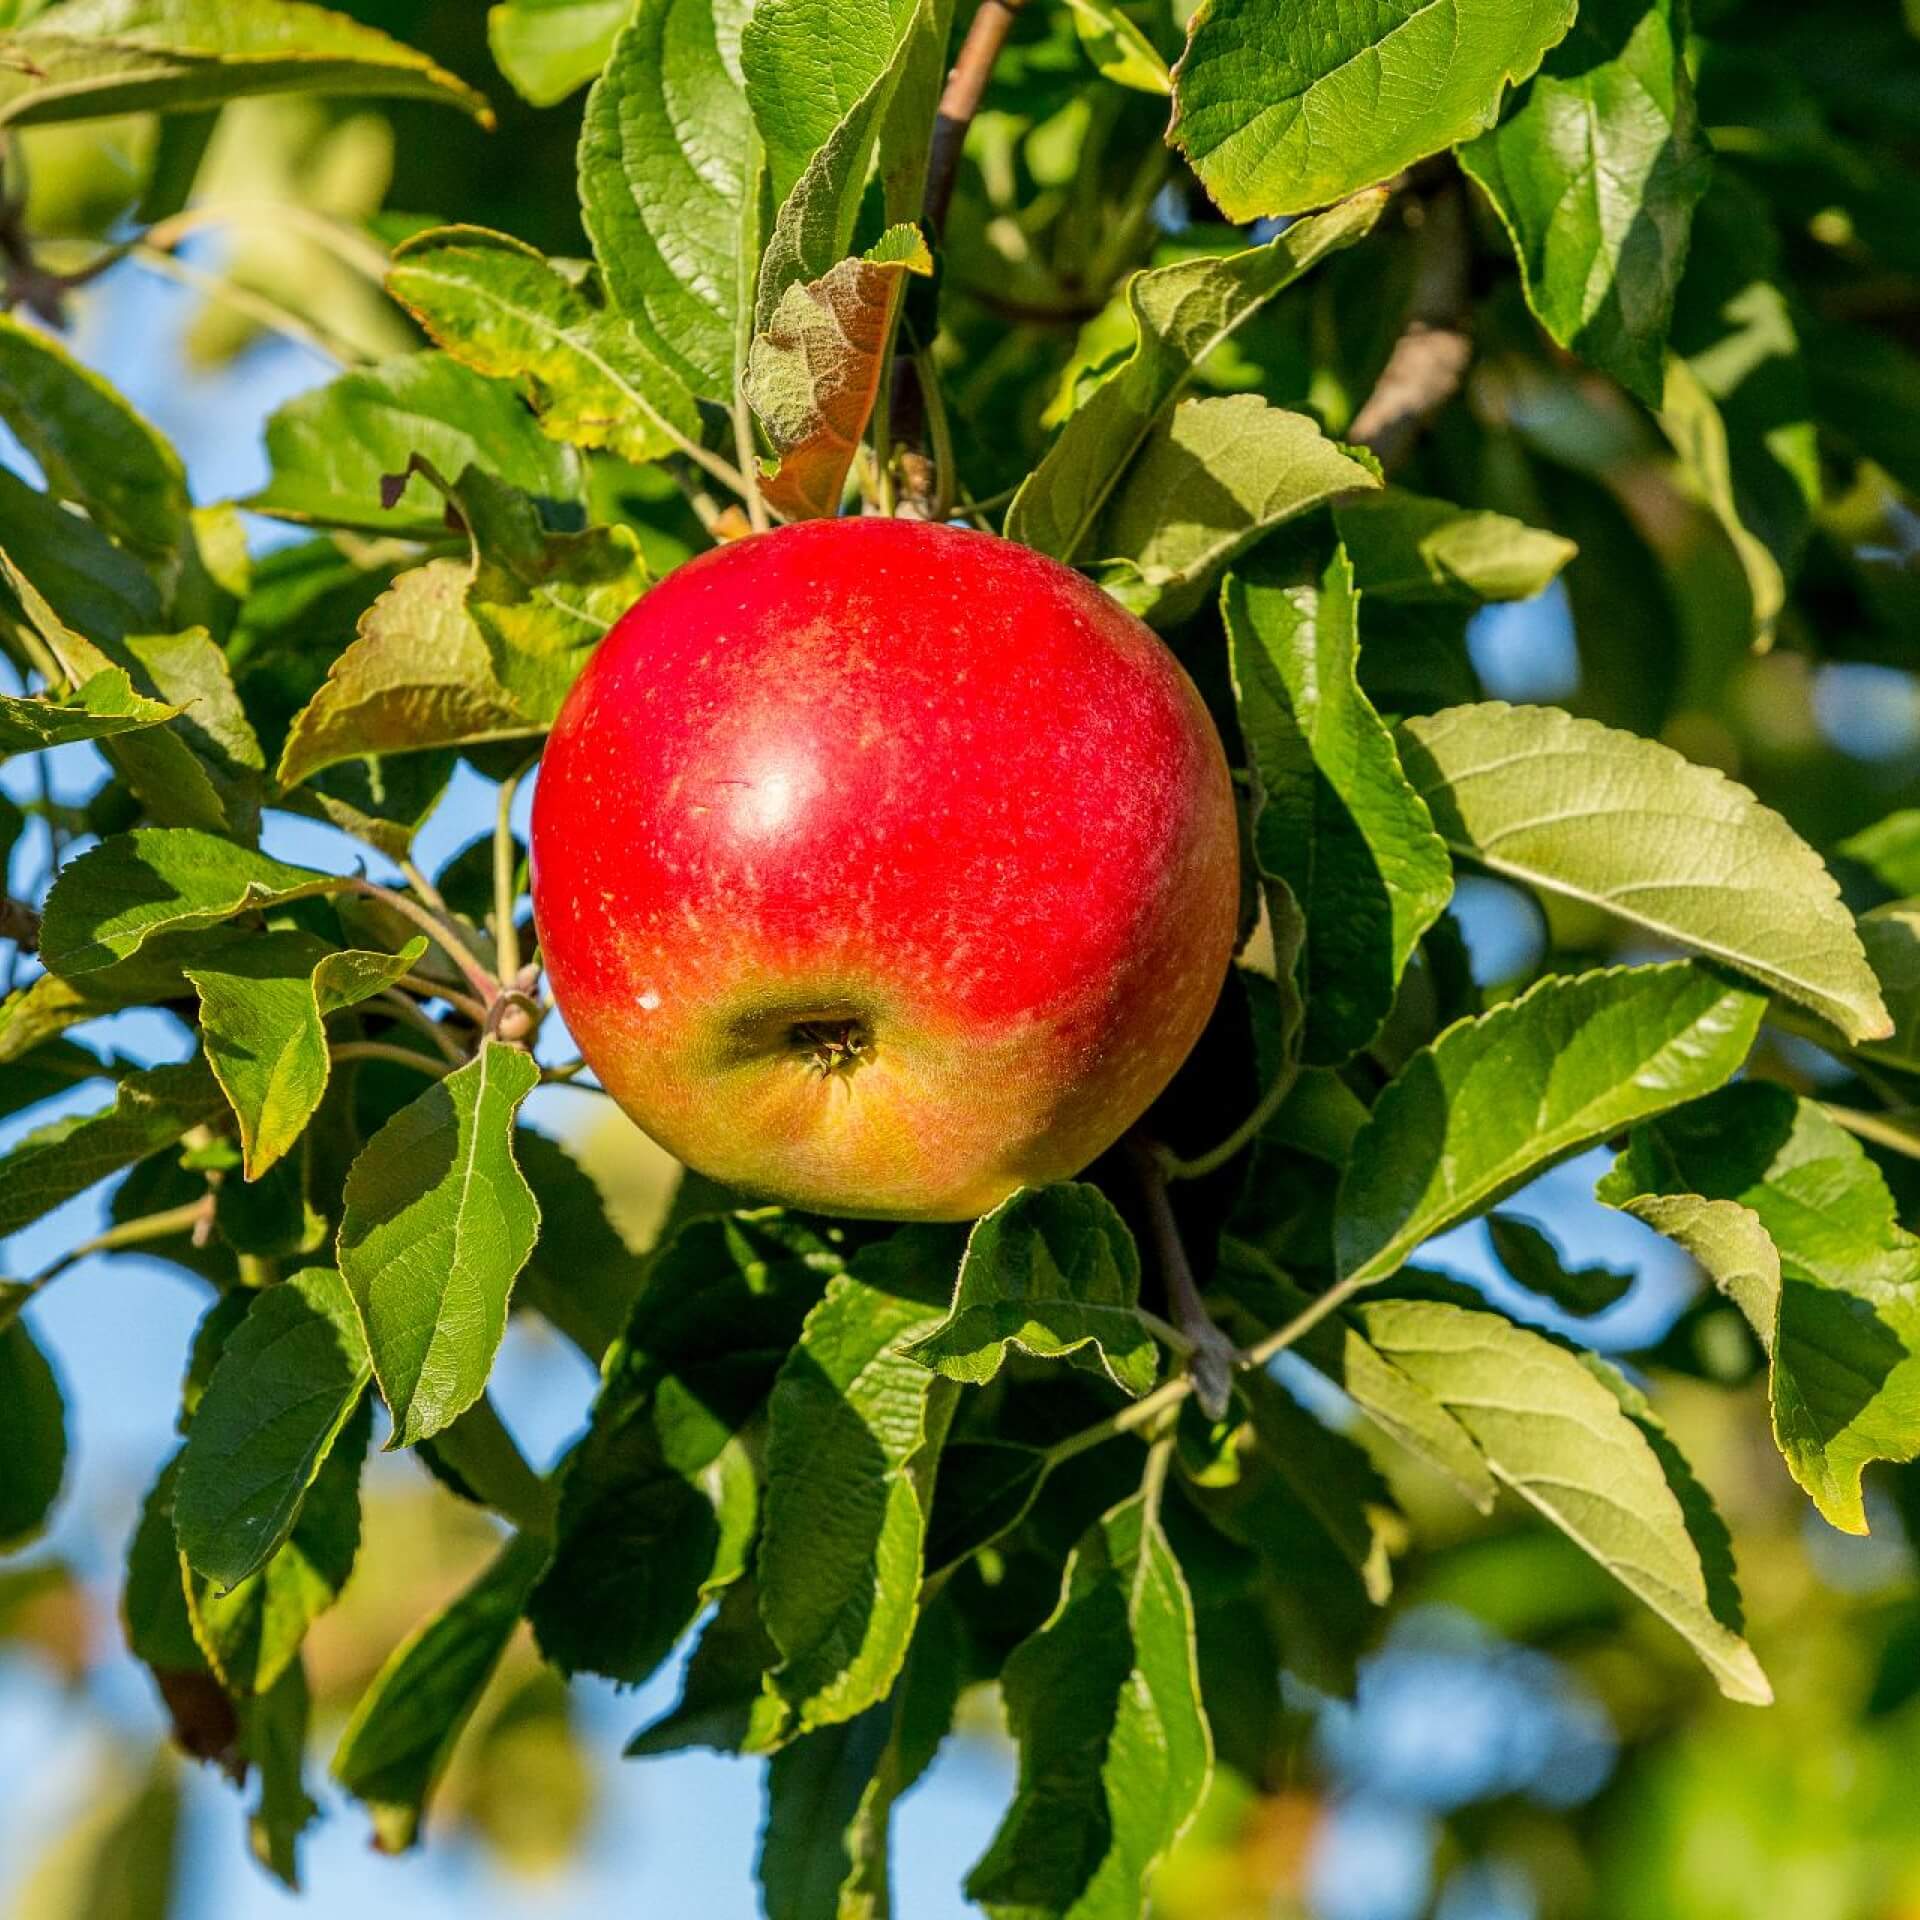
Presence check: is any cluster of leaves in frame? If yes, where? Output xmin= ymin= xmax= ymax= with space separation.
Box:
xmin=4 ymin=0 xmax=1920 ymax=1914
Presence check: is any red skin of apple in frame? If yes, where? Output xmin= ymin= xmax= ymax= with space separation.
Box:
xmin=529 ymin=517 xmax=1238 ymax=1221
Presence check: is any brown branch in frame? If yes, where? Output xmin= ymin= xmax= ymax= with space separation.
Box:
xmin=924 ymin=0 xmax=1031 ymax=240
xmin=1125 ymin=1134 xmax=1239 ymax=1419
xmin=1347 ymin=184 xmax=1472 ymax=476
xmin=891 ymin=0 xmax=1032 ymax=514
xmin=0 ymin=895 xmax=40 ymax=951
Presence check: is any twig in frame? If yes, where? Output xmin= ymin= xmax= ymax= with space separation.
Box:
xmin=375 ymin=988 xmax=468 ymax=1065
xmin=397 ymin=973 xmax=489 ymax=1026
xmin=330 ymin=1040 xmax=452 ymax=1079
xmin=1125 ymin=1135 xmax=1239 ymax=1418
xmin=7 ymin=1198 xmax=213 ymax=1326
xmin=0 ymin=894 xmax=40 ymax=951
xmin=1347 ymin=184 xmax=1472 ymax=475
xmin=1042 ymin=1271 xmax=1376 ymax=1469
xmin=345 ymin=879 xmax=498 ymax=1005
xmin=1160 ymin=1057 xmax=1300 ymax=1181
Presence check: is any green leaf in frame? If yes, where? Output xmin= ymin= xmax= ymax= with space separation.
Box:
xmin=0 ymin=313 xmax=190 ymax=570
xmin=0 ymin=0 xmax=492 ymax=127
xmin=274 ymin=561 xmax=541 ymax=791
xmin=173 ymin=1268 xmax=374 ymax=1591
xmin=1095 ymin=395 xmax=1382 ymax=625
xmin=125 ymin=1456 xmax=248 ymax=1769
xmin=417 ymin=1395 xmax=556 ymax=1538
xmin=240 ymin=1660 xmax=317 ymax=1890
xmin=391 ymin=458 xmax=649 ymax=725
xmin=487 ymin=0 xmax=629 ymax=105
xmin=1667 ymin=180 xmax=1815 ymax=632
xmin=386 ymin=225 xmax=704 ymax=470
xmin=1397 ymin=702 xmax=1892 ymax=1041
xmin=332 ymin=1528 xmax=549 ymax=1853
xmin=1244 ymin=1371 xmax=1400 ymax=1601
xmin=0 ymin=1318 xmax=66 ymax=1547
xmin=965 ymin=1485 xmax=1212 ymax=1919
xmin=758 ymin=1227 xmax=960 ymax=1741
xmin=1601 ymin=1084 xmax=1920 ymax=1536
xmin=0 ymin=555 xmax=255 ymax=838
xmin=1215 ymin=1240 xmax=1497 ymax=1510
xmin=1459 ymin=0 xmax=1710 ymax=406
xmin=1007 ymin=195 xmax=1386 ymax=563
xmin=1335 ymin=488 xmax=1577 ymax=604
xmin=529 ymin=1210 xmax=840 ymax=1682
xmin=1336 ymin=963 xmax=1764 ymax=1286
xmin=1804 ymin=316 xmax=1920 ymax=502
xmin=512 ymin=1131 xmax=648 ymax=1360
xmin=906 ymin=1184 xmax=1159 ymax=1398
xmin=1657 ymin=353 xmax=1784 ymax=644
xmin=1488 ymin=1213 xmax=1633 ymax=1316
xmin=336 ymin=1040 xmax=542 ymax=1449
xmin=1170 ymin=0 xmax=1577 ymax=220
xmin=245 ymin=351 xmax=581 ymax=537
xmin=580 ymin=0 xmax=760 ymax=404
xmin=1841 ymin=811 xmax=1920 ymax=899
xmin=39 ymin=828 xmax=340 ymax=976
xmin=758 ymin=1712 xmax=893 ymax=1920
xmin=747 ymin=226 xmax=934 ymax=521
xmin=0 ymin=464 xmax=165 ymax=641
xmin=1857 ymin=905 xmax=1920 ymax=1073
xmin=1064 ymin=0 xmax=1170 ymax=93
xmin=627 ymin=1579 xmax=785 ymax=1758
xmin=0 ymin=669 xmax=178 ymax=757
xmin=746 ymin=0 xmax=933 ymax=327
xmin=188 ymin=932 xmax=426 ymax=1180
xmin=759 ymin=1597 xmax=971 ymax=1920
xmin=185 ymin=1394 xmax=368 ymax=1696
xmin=0 ymin=1059 xmax=224 ymax=1241
xmin=1226 ymin=541 xmax=1452 ymax=1064
xmin=924 ymin=1438 xmax=1053 ymax=1574
xmin=740 ymin=0 xmax=917 ymax=209
xmin=1359 ymin=1298 xmax=1770 ymax=1703
xmin=123 ymin=627 xmax=267 ymax=841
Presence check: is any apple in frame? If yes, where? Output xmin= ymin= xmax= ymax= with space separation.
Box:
xmin=529 ymin=517 xmax=1239 ymax=1221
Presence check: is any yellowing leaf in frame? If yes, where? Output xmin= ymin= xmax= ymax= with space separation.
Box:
xmin=747 ymin=226 xmax=933 ymax=521
xmin=1361 ymin=1298 xmax=1770 ymax=1704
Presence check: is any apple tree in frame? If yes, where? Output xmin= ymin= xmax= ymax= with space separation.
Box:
xmin=3 ymin=0 xmax=1920 ymax=1912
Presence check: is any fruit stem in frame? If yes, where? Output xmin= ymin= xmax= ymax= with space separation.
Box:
xmin=493 ymin=760 xmax=530 ymax=988
xmin=1125 ymin=1134 xmax=1239 ymax=1419
xmin=918 ymin=347 xmax=957 ymax=523
xmin=1158 ymin=1057 xmax=1303 ymax=1182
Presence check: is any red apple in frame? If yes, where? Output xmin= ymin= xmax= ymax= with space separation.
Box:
xmin=529 ymin=518 xmax=1238 ymax=1221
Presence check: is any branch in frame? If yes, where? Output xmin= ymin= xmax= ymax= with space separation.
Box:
xmin=1125 ymin=1135 xmax=1239 ymax=1418
xmin=1347 ymin=184 xmax=1472 ymax=475
xmin=925 ymin=0 xmax=1030 ymax=238
xmin=0 ymin=894 xmax=41 ymax=951
xmin=890 ymin=0 xmax=1030 ymax=513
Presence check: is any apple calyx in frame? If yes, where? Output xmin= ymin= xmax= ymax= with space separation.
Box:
xmin=792 ymin=1017 xmax=874 ymax=1079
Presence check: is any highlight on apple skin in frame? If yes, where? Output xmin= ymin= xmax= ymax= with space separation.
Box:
xmin=529 ymin=517 xmax=1240 ymax=1222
